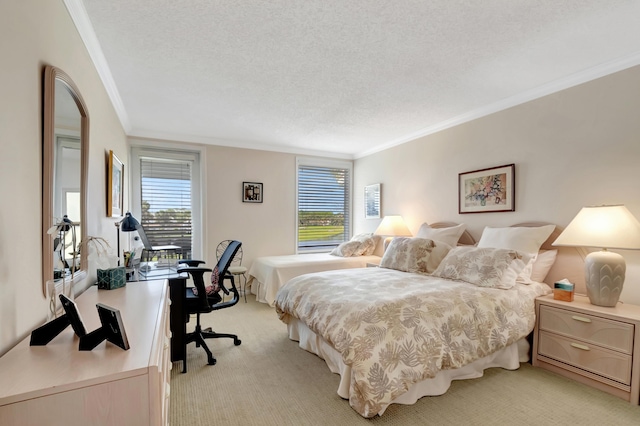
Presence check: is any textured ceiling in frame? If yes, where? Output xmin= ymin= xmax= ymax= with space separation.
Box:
xmin=72 ymin=0 xmax=640 ymax=158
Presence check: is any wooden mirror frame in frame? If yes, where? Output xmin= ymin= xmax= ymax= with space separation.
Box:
xmin=42 ymin=65 xmax=89 ymax=296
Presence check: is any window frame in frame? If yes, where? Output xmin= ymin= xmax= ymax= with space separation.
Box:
xmin=295 ymin=156 xmax=353 ymax=254
xmin=130 ymin=143 xmax=204 ymax=260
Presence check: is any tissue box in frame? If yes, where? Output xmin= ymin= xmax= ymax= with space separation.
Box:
xmin=553 ymin=281 xmax=574 ymax=302
xmin=97 ymin=267 xmax=126 ymax=290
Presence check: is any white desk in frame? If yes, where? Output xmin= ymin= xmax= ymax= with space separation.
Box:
xmin=0 ymin=280 xmax=171 ymax=426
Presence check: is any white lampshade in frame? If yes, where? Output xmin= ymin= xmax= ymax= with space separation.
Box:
xmin=553 ymin=205 xmax=640 ymax=250
xmin=553 ymin=205 xmax=640 ymax=307
xmin=374 ymin=215 xmax=412 ymax=237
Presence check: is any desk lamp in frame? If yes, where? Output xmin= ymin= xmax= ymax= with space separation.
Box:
xmin=115 ymin=212 xmax=140 ymax=266
xmin=374 ymin=215 xmax=412 ymax=250
xmin=552 ymin=205 xmax=640 ymax=306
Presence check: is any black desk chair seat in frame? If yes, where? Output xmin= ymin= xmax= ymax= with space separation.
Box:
xmin=177 ymin=240 xmax=242 ymax=372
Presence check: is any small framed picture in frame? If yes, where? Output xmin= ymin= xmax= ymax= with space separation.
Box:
xmin=243 ymin=182 xmax=263 ymax=203
xmin=96 ymin=303 xmax=130 ymax=350
xmin=107 ymin=150 xmax=124 ymax=217
xmin=365 ymin=183 xmax=381 ymax=219
xmin=458 ymin=164 xmax=515 ymax=214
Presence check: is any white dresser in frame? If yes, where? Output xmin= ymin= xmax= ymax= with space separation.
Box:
xmin=533 ymin=294 xmax=640 ymax=404
xmin=0 ymin=280 xmax=171 ymax=426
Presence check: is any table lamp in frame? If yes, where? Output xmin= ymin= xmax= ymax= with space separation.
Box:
xmin=374 ymin=215 xmax=412 ymax=249
xmin=552 ymin=205 xmax=640 ymax=307
xmin=115 ymin=212 xmax=140 ymax=266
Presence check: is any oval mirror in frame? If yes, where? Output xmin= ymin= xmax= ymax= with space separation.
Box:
xmin=42 ymin=66 xmax=89 ymax=296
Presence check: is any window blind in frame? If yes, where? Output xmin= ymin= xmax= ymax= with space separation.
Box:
xmin=140 ymin=158 xmax=193 ymax=258
xmin=297 ymin=164 xmax=350 ymax=252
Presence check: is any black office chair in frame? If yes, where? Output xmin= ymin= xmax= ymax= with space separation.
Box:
xmin=178 ymin=240 xmax=242 ymax=372
xmin=216 ymin=239 xmax=249 ymax=302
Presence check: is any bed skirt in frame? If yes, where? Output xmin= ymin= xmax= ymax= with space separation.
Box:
xmin=287 ymin=318 xmax=528 ymax=416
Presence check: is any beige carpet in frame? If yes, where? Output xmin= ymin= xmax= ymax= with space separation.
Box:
xmin=170 ymin=295 xmax=640 ymax=425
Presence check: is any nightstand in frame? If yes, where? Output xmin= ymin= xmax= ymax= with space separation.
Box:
xmin=533 ymin=294 xmax=640 ymax=404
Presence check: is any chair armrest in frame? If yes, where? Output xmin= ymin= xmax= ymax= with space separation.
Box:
xmin=178 ymin=259 xmax=206 ymax=267
xmin=178 ymin=266 xmax=212 ymax=274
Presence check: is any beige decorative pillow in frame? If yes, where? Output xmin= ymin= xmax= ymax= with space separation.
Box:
xmin=330 ymin=241 xmax=361 ymax=257
xmin=380 ymin=237 xmax=451 ymax=274
xmin=432 ymin=246 xmax=533 ymax=289
xmin=415 ymin=223 xmax=466 ymax=247
xmin=350 ymin=233 xmax=379 ymax=256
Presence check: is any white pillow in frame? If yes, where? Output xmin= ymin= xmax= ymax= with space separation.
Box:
xmin=477 ymin=225 xmax=555 ymax=283
xmin=415 ymin=223 xmax=467 ymax=247
xmin=477 ymin=225 xmax=555 ymax=254
xmin=432 ymin=246 xmax=533 ymax=289
xmin=380 ymin=237 xmax=451 ymax=274
xmin=530 ymin=249 xmax=558 ymax=283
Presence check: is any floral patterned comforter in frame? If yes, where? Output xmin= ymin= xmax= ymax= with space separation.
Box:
xmin=275 ymin=267 xmax=551 ymax=417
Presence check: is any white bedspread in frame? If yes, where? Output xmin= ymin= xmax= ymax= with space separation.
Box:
xmin=275 ymin=268 xmax=551 ymax=417
xmin=247 ymin=253 xmax=381 ymax=306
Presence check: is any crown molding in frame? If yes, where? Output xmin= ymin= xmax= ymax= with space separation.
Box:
xmin=63 ymin=0 xmax=131 ymax=132
xmin=355 ymin=51 xmax=640 ymax=159
xmin=127 ymin=129 xmax=355 ymax=160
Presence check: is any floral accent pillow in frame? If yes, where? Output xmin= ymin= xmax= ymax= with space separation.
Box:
xmin=330 ymin=233 xmax=380 ymax=257
xmin=350 ymin=233 xmax=379 ymax=256
xmin=477 ymin=225 xmax=555 ymax=283
xmin=380 ymin=237 xmax=451 ymax=274
xmin=432 ymin=246 xmax=533 ymax=289
xmin=330 ymin=241 xmax=362 ymax=257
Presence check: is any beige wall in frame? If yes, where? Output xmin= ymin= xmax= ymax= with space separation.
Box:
xmin=0 ymin=1 xmax=127 ymax=355
xmin=354 ymin=65 xmax=640 ymax=304
xmin=203 ymin=145 xmax=298 ymax=266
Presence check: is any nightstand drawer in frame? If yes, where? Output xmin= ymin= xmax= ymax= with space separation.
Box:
xmin=538 ymin=330 xmax=632 ymax=385
xmin=539 ymin=305 xmax=634 ymax=354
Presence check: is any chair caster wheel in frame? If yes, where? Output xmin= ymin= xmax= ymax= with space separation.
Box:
xmin=234 ymin=339 xmax=241 ymax=346
xmin=208 ymin=357 xmax=217 ymax=365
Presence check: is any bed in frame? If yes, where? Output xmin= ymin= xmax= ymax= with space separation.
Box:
xmin=247 ymin=233 xmax=385 ymax=306
xmin=274 ymin=223 xmax=583 ymax=418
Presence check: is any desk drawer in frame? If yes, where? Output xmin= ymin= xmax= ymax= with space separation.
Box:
xmin=539 ymin=305 xmax=634 ymax=354
xmin=538 ymin=330 xmax=632 ymax=385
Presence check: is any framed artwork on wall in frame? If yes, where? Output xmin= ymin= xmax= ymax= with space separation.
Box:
xmin=365 ymin=183 xmax=381 ymax=219
xmin=243 ymin=182 xmax=263 ymax=203
xmin=107 ymin=150 xmax=124 ymax=217
xmin=459 ymin=164 xmax=515 ymax=214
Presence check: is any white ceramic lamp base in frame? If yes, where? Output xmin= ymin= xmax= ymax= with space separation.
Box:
xmin=584 ymin=250 xmax=626 ymax=307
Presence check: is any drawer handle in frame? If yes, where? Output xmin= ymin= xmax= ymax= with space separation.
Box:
xmin=571 ymin=315 xmax=592 ymax=323
xmin=570 ymin=342 xmax=590 ymax=351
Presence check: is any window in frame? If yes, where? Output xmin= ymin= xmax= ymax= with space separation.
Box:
xmin=131 ymin=146 xmax=202 ymax=259
xmin=296 ymin=157 xmax=352 ymax=253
